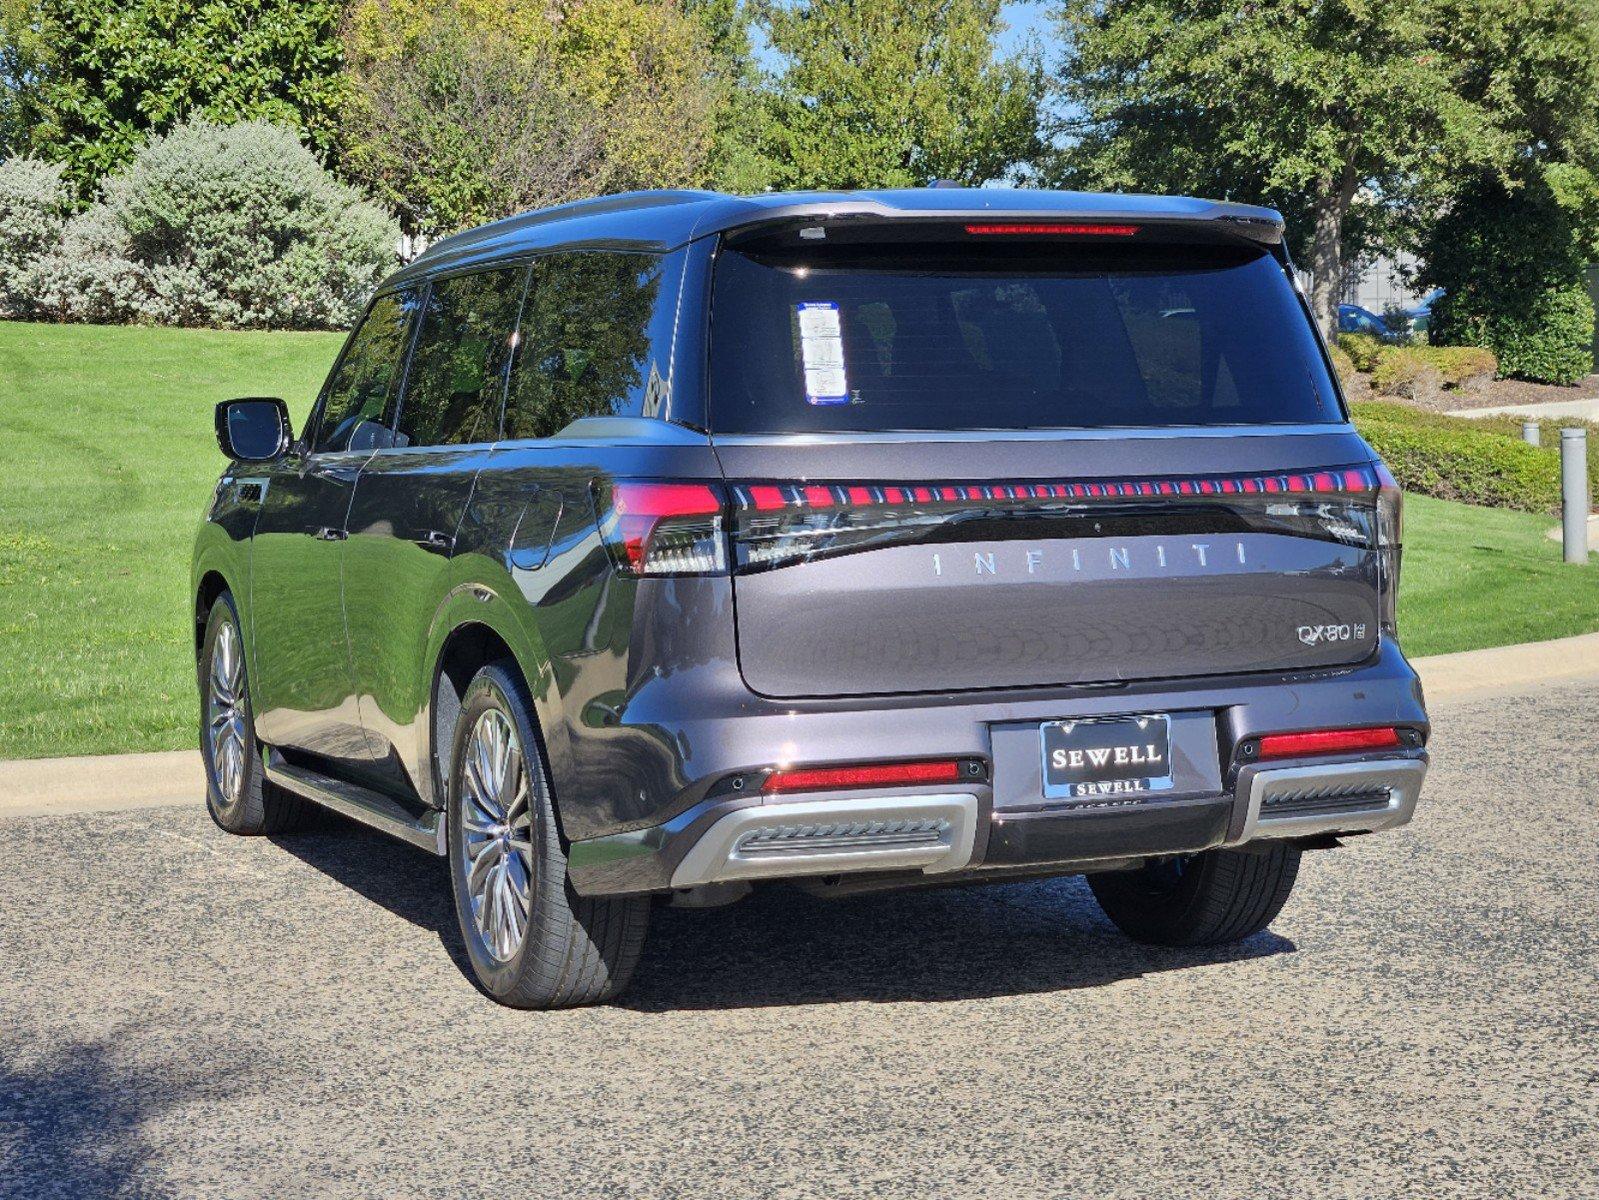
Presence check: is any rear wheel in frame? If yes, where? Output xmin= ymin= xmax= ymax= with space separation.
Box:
xmin=199 ymin=592 xmax=313 ymax=835
xmin=446 ymin=662 xmax=650 ymax=1008
xmin=1088 ymin=844 xmax=1301 ymax=946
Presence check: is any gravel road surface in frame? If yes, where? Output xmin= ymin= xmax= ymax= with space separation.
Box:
xmin=2 ymin=683 xmax=1596 ymax=1199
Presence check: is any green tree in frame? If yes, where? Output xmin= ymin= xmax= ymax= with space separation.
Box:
xmin=1420 ymin=0 xmax=1599 ymax=383
xmin=4 ymin=0 xmax=346 ymax=196
xmin=757 ymin=0 xmax=1043 ymax=189
xmin=1050 ymin=0 xmax=1509 ymax=336
xmin=688 ymin=0 xmax=777 ymax=191
xmin=342 ymin=0 xmax=721 ymax=235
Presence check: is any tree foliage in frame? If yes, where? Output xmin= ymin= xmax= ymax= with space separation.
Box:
xmin=1050 ymin=0 xmax=1508 ymax=334
xmin=1420 ymin=0 xmax=1599 ymax=383
xmin=757 ymin=0 xmax=1043 ymax=189
xmin=3 ymin=0 xmax=346 ymax=196
xmin=341 ymin=0 xmax=719 ymax=235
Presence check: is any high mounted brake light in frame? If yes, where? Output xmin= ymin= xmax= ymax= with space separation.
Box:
xmin=1257 ymin=727 xmax=1404 ymax=760
xmin=595 ymin=480 xmax=728 ymax=576
xmin=964 ymin=223 xmax=1142 ymax=237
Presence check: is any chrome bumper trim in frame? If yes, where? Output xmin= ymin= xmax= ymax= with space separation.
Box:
xmin=669 ymin=793 xmax=980 ymax=888
xmin=1228 ymin=758 xmax=1427 ymax=845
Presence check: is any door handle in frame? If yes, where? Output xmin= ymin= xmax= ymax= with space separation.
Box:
xmin=313 ymin=526 xmax=348 ymax=542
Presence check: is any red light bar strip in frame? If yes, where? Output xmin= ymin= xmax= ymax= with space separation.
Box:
xmin=762 ymin=759 xmax=965 ymax=794
xmin=966 ymin=223 xmax=1141 ymax=237
xmin=1257 ymin=727 xmax=1402 ymax=760
xmin=730 ymin=465 xmax=1380 ymax=513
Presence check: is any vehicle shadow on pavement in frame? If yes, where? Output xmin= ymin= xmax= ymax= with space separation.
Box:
xmin=270 ymin=817 xmax=1294 ymax=1010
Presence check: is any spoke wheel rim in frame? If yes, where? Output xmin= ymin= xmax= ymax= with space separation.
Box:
xmin=206 ymin=619 xmax=248 ymax=806
xmin=458 ymin=707 xmax=535 ymax=964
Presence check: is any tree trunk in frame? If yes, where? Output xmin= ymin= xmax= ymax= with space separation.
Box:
xmin=1307 ymin=164 xmax=1361 ymax=340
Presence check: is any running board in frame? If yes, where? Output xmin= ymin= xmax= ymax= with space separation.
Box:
xmin=263 ymin=752 xmax=445 ymax=855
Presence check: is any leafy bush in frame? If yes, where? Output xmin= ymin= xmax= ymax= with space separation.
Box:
xmin=1472 ymin=283 xmax=1596 ymax=386
xmin=1424 ymin=173 xmax=1597 ymax=385
xmin=0 ymin=158 xmax=71 ymax=319
xmin=1336 ymin=332 xmax=1385 ymax=373
xmin=30 ymin=118 xmax=397 ymax=330
xmin=1353 ymin=342 xmax=1498 ymax=399
xmin=1369 ymin=347 xmax=1440 ymax=401
xmin=1352 ymin=400 xmax=1595 ymax=513
xmin=1327 ymin=342 xmax=1357 ymax=388
xmin=1420 ymin=345 xmax=1497 ymax=391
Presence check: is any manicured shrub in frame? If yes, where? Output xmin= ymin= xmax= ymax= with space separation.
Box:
xmin=1369 ymin=347 xmax=1441 ymax=401
xmin=30 ymin=118 xmax=398 ymax=330
xmin=1422 ymin=345 xmax=1497 ymax=390
xmin=1352 ymin=400 xmax=1591 ymax=513
xmin=0 ymin=158 xmax=71 ymax=319
xmin=1335 ymin=332 xmax=1385 ymax=373
xmin=1327 ymin=342 xmax=1358 ymax=389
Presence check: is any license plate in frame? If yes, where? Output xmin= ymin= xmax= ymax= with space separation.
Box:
xmin=1041 ymin=715 xmax=1173 ymax=799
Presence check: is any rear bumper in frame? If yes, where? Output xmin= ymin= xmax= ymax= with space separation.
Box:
xmin=565 ymin=638 xmax=1429 ymax=895
xmin=570 ymin=752 xmax=1427 ymax=895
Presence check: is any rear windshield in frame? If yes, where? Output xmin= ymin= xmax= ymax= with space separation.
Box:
xmin=707 ymin=241 xmax=1342 ymax=434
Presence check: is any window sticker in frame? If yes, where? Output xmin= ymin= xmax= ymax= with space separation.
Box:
xmin=796 ymin=301 xmax=849 ymax=405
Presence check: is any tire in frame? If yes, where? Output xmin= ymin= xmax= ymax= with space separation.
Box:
xmin=1087 ymin=843 xmax=1302 ymax=946
xmin=446 ymin=661 xmax=650 ymax=1008
xmin=198 ymin=591 xmax=313 ymax=836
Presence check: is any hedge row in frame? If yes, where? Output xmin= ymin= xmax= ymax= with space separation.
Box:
xmin=1351 ymin=400 xmax=1598 ymax=514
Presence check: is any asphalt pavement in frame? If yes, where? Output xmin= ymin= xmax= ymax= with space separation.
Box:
xmin=1 ymin=681 xmax=1596 ymax=1199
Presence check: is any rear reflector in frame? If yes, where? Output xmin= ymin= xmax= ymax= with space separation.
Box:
xmin=965 ymin=222 xmax=1141 ymax=237
xmin=1257 ymin=727 xmax=1403 ymax=760
xmin=762 ymin=759 xmax=965 ymax=794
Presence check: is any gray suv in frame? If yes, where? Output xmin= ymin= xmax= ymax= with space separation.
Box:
xmin=193 ymin=188 xmax=1428 ymax=1007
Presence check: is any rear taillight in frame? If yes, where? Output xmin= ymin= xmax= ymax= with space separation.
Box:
xmin=594 ymin=480 xmax=728 ymax=576
xmin=728 ymin=465 xmax=1386 ymax=573
xmin=1257 ymin=726 xmax=1403 ymax=759
xmin=1375 ymin=461 xmax=1403 ymax=636
xmin=964 ymin=222 xmax=1142 ymax=237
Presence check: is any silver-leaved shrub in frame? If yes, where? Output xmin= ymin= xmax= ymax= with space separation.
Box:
xmin=31 ymin=118 xmax=398 ymax=330
xmin=0 ymin=158 xmax=72 ymax=319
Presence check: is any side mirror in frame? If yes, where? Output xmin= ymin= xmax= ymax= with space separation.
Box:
xmin=215 ymin=398 xmax=292 ymax=462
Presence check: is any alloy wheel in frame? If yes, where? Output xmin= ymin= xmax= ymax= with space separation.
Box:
xmin=458 ymin=708 xmax=536 ymax=962
xmin=206 ymin=619 xmax=249 ymax=805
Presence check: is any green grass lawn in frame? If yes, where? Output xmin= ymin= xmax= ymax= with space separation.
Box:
xmin=1396 ymin=493 xmax=1599 ymax=655
xmin=1 ymin=320 xmax=1596 ymax=759
xmin=0 ymin=321 xmax=341 ymax=760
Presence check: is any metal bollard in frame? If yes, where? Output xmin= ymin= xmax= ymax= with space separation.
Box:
xmin=1561 ymin=427 xmax=1589 ymax=564
xmin=1523 ymin=420 xmax=1541 ymax=446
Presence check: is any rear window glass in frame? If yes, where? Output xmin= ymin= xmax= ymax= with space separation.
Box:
xmin=707 ymin=242 xmax=1341 ymax=433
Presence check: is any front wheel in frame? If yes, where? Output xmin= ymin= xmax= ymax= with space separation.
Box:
xmin=1088 ymin=844 xmax=1302 ymax=946
xmin=446 ymin=662 xmax=650 ymax=1008
xmin=198 ymin=592 xmax=312 ymax=836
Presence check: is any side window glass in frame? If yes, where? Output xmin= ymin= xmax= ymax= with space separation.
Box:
xmin=503 ymin=251 xmax=678 ymax=440
xmin=396 ymin=266 xmax=528 ymax=448
xmin=313 ymin=289 xmax=419 ymax=454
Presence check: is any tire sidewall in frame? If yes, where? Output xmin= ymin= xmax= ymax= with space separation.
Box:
xmin=446 ymin=666 xmax=553 ymax=998
xmin=199 ymin=593 xmax=261 ymax=828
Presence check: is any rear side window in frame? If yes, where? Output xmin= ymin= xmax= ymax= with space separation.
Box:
xmin=397 ymin=266 xmax=528 ymax=448
xmin=313 ymin=288 xmax=420 ymax=453
xmin=503 ymin=251 xmax=678 ymax=440
xmin=707 ymin=242 xmax=1341 ymax=434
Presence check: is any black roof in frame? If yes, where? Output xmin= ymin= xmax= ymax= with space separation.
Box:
xmin=385 ymin=187 xmax=1286 ymax=288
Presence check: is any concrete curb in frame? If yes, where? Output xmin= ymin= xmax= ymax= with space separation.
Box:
xmin=4 ymin=632 xmax=1599 ymax=817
